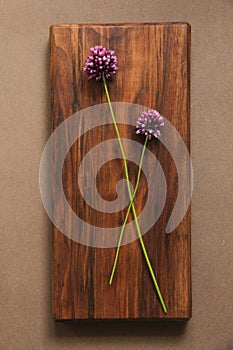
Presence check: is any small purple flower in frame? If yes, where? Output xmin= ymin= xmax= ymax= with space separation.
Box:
xmin=84 ymin=45 xmax=118 ymax=81
xmin=136 ymin=109 xmax=164 ymax=140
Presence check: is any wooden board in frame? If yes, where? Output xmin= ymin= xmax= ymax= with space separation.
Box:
xmin=50 ymin=23 xmax=191 ymax=320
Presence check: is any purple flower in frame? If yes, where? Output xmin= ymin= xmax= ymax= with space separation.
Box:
xmin=84 ymin=45 xmax=118 ymax=81
xmin=136 ymin=109 xmax=164 ymax=140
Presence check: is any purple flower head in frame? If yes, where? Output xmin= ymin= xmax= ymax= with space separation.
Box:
xmin=136 ymin=109 xmax=164 ymax=140
xmin=84 ymin=45 xmax=118 ymax=81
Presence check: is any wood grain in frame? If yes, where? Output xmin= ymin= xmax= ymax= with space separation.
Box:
xmin=50 ymin=23 xmax=191 ymax=320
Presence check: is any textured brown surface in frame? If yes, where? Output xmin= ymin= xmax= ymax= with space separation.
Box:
xmin=50 ymin=23 xmax=191 ymax=320
xmin=0 ymin=0 xmax=233 ymax=349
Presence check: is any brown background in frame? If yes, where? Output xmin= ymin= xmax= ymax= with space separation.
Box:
xmin=0 ymin=0 xmax=232 ymax=349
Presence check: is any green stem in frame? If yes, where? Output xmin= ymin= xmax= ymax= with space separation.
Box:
xmin=109 ymin=135 xmax=148 ymax=285
xmin=103 ymin=75 xmax=167 ymax=314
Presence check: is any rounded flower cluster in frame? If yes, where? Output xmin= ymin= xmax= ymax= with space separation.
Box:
xmin=136 ymin=109 xmax=164 ymax=140
xmin=84 ymin=46 xmax=118 ymax=81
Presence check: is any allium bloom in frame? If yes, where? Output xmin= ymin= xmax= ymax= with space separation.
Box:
xmin=84 ymin=45 xmax=118 ymax=81
xmin=136 ymin=109 xmax=164 ymax=140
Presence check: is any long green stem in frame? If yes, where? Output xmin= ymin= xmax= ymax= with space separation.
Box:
xmin=103 ymin=75 xmax=167 ymax=314
xmin=109 ymin=135 xmax=148 ymax=285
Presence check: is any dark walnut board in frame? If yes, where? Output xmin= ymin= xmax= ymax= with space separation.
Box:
xmin=50 ymin=23 xmax=191 ymax=320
